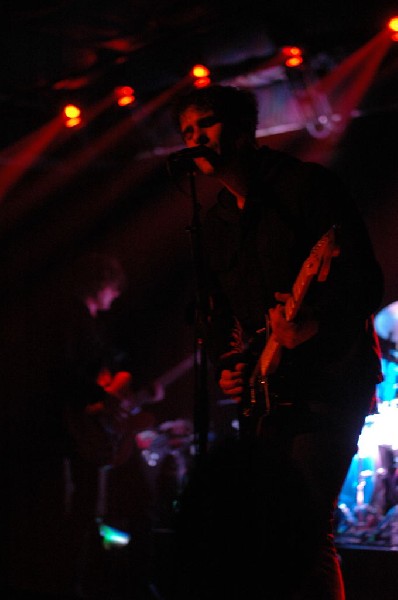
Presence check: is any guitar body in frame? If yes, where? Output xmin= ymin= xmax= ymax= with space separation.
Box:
xmin=238 ymin=350 xmax=293 ymax=440
xmin=237 ymin=226 xmax=340 ymax=441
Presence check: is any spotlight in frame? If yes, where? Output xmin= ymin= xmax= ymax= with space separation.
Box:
xmin=191 ymin=64 xmax=210 ymax=78
xmin=194 ymin=77 xmax=211 ymax=88
xmin=63 ymin=104 xmax=82 ymax=128
xmin=282 ymin=46 xmax=304 ymax=68
xmin=114 ymin=85 xmax=135 ymax=106
xmin=98 ymin=521 xmax=131 ymax=549
xmin=387 ymin=16 xmax=398 ymax=42
xmin=190 ymin=64 xmax=211 ymax=88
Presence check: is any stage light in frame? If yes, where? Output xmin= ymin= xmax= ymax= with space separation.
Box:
xmin=64 ymin=118 xmax=81 ymax=128
xmin=282 ymin=46 xmax=302 ymax=57
xmin=387 ymin=16 xmax=398 ymax=41
xmin=114 ymin=85 xmax=135 ymax=106
xmin=190 ymin=64 xmax=211 ymax=88
xmin=285 ymin=56 xmax=304 ymax=67
xmin=191 ymin=64 xmax=210 ymax=78
xmin=281 ymin=46 xmax=304 ymax=68
xmin=98 ymin=522 xmax=131 ymax=549
xmin=64 ymin=104 xmax=81 ymax=119
xmin=63 ymin=103 xmax=82 ymax=128
xmin=194 ymin=76 xmax=211 ymax=88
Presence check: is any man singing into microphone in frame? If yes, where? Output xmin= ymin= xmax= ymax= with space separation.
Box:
xmin=170 ymin=84 xmax=383 ymax=600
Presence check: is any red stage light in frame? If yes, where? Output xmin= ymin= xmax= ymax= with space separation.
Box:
xmin=65 ymin=117 xmax=81 ymax=128
xmin=114 ymin=86 xmax=135 ymax=106
xmin=63 ymin=104 xmax=82 ymax=128
xmin=194 ymin=76 xmax=211 ymax=88
xmin=281 ymin=46 xmax=304 ymax=68
xmin=387 ymin=17 xmax=398 ymax=32
xmin=285 ymin=56 xmax=304 ymax=67
xmin=191 ymin=64 xmax=210 ymax=78
xmin=190 ymin=64 xmax=211 ymax=87
xmin=64 ymin=104 xmax=81 ymax=119
xmin=282 ymin=46 xmax=302 ymax=57
xmin=387 ymin=17 xmax=398 ymax=41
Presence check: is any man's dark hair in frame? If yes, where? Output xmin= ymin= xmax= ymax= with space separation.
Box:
xmin=172 ymin=84 xmax=259 ymax=140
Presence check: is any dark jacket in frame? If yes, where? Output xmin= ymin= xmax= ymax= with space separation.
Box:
xmin=203 ymin=146 xmax=383 ymax=410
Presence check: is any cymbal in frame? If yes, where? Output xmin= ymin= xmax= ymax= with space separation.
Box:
xmin=360 ymin=469 xmax=374 ymax=477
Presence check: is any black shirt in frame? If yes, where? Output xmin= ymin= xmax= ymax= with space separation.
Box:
xmin=203 ymin=146 xmax=383 ymax=408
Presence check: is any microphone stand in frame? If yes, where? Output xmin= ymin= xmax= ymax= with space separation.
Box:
xmin=183 ymin=163 xmax=211 ymax=464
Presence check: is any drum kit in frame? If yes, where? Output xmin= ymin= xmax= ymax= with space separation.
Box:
xmin=135 ymin=418 xmax=195 ymax=529
xmin=375 ymin=301 xmax=398 ymax=402
xmin=335 ymin=301 xmax=398 ymax=546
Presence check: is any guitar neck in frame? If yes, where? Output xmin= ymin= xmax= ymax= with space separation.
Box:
xmin=242 ymin=226 xmax=338 ymax=433
xmin=255 ymin=258 xmax=317 ymax=379
xmin=254 ymin=332 xmax=281 ymax=380
xmin=285 ymin=256 xmax=317 ymax=321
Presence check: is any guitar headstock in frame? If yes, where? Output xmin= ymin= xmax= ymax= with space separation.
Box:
xmin=302 ymin=227 xmax=339 ymax=279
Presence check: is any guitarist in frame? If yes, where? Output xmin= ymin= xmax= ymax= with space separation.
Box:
xmin=172 ymin=85 xmax=384 ymax=600
xmin=46 ymin=252 xmax=159 ymax=598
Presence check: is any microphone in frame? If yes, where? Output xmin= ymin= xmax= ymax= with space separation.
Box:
xmin=168 ymin=146 xmax=217 ymax=163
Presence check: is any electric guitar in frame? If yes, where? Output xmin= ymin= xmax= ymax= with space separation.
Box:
xmin=239 ymin=225 xmax=340 ymax=439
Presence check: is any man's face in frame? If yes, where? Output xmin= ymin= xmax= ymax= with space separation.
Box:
xmin=179 ymin=105 xmax=233 ymax=175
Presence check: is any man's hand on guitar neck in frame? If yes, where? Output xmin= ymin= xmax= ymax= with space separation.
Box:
xmin=269 ymin=292 xmax=319 ymax=349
